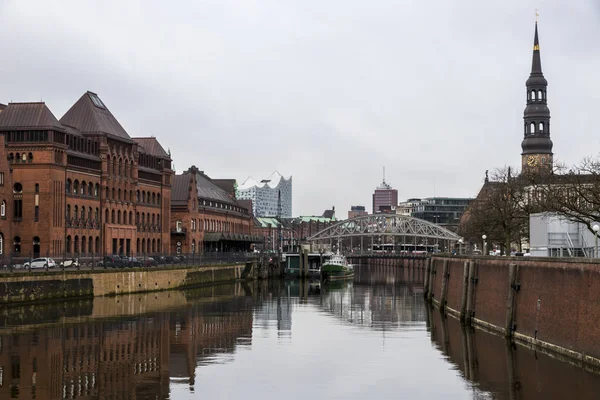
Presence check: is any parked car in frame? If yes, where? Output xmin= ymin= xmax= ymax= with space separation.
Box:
xmin=143 ymin=257 xmax=157 ymax=267
xmin=60 ymin=258 xmax=79 ymax=268
xmin=98 ymin=255 xmax=125 ymax=268
xmin=23 ymin=257 xmax=57 ymax=269
xmin=164 ymin=256 xmax=179 ymax=264
xmin=126 ymin=257 xmax=142 ymax=267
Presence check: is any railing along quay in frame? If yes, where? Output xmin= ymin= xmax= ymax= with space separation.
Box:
xmin=0 ymin=252 xmax=259 ymax=274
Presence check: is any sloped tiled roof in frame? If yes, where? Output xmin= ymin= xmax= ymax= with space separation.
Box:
xmin=171 ymin=174 xmax=191 ymax=206
xmin=60 ymin=91 xmax=131 ymax=141
xmin=196 ymin=172 xmax=236 ymax=205
xmin=134 ymin=137 xmax=170 ymax=158
xmin=0 ymin=102 xmax=65 ymax=131
xmin=237 ymin=199 xmax=253 ymax=215
xmin=211 ymin=179 xmax=236 ymax=198
xmin=0 ymin=104 xmax=6 ymax=112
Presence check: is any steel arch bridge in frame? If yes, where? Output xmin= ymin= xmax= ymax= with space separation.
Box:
xmin=307 ymin=214 xmax=461 ymax=255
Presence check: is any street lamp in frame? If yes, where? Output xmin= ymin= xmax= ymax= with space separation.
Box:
xmin=458 ymin=238 xmax=464 ymax=255
xmin=593 ymin=224 xmax=599 ymax=258
xmin=482 ymin=234 xmax=487 ymax=256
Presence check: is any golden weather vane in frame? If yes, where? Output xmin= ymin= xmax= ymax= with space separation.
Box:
xmin=535 ymin=9 xmax=539 ymax=23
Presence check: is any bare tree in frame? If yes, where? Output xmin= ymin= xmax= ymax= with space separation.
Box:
xmin=459 ymin=167 xmax=530 ymax=254
xmin=532 ymin=156 xmax=600 ymax=234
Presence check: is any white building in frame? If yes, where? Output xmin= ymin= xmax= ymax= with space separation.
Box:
xmin=529 ymin=213 xmax=597 ymax=257
xmin=237 ymin=171 xmax=292 ymax=217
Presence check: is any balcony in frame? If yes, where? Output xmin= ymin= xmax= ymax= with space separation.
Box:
xmin=171 ymin=227 xmax=187 ymax=236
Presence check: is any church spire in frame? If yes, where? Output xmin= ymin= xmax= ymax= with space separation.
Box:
xmin=531 ymin=22 xmax=542 ymax=75
xmin=521 ymin=18 xmax=553 ymax=173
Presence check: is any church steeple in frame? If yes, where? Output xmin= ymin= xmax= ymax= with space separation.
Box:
xmin=521 ymin=20 xmax=553 ymax=173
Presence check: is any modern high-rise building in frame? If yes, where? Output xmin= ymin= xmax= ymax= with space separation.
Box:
xmin=237 ymin=171 xmax=292 ymax=217
xmin=372 ymin=173 xmax=398 ymax=214
xmin=348 ymin=205 xmax=367 ymax=219
xmin=408 ymin=197 xmax=474 ymax=231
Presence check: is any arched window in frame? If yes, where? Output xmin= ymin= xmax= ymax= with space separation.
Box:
xmin=88 ymin=182 xmax=93 ymax=196
xmin=538 ymin=90 xmax=543 ymax=100
xmin=105 ymin=208 xmax=109 ymax=222
xmin=105 ymin=187 xmax=109 ymax=199
xmin=539 ymin=122 xmax=544 ymax=132
xmin=118 ymin=189 xmax=121 ymax=201
xmin=152 ymin=193 xmax=156 ymax=204
xmin=15 ymin=153 xmax=20 ymax=161
xmin=0 ymin=200 xmax=5 ymax=218
xmin=117 ymin=210 xmax=121 ymax=224
xmin=111 ymin=210 xmax=115 ymax=224
xmin=118 ymin=158 xmax=122 ymax=176
xmin=74 ymin=206 xmax=78 ymax=220
xmin=0 ymin=233 xmax=3 ymax=255
xmin=152 ymin=214 xmax=155 ymax=226
xmin=28 ymin=152 xmax=33 ymax=161
xmin=112 ymin=188 xmax=115 ymax=200
xmin=191 ymin=240 xmax=196 ymax=254
xmin=13 ymin=236 xmax=21 ymax=254
xmin=142 ymin=240 xmax=146 ymax=254
xmin=94 ymin=183 xmax=99 ymax=197
xmin=81 ymin=206 xmax=85 ymax=220
xmin=8 ymin=153 xmax=13 ymax=161
xmin=136 ymin=191 xmax=140 ymax=202
xmin=531 ymin=90 xmax=536 ymax=100
xmin=157 ymin=194 xmax=161 ymax=205
xmin=108 ymin=158 xmax=112 ymax=175
xmin=129 ymin=211 xmax=133 ymax=225
xmin=157 ymin=239 xmax=161 ymax=253
xmin=157 ymin=214 xmax=160 ymax=227
xmin=130 ymin=161 xmax=134 ymax=178
xmin=152 ymin=239 xmax=156 ymax=253
xmin=142 ymin=214 xmax=145 ymax=225
xmin=530 ymin=122 xmax=536 ymax=134
xmin=88 ymin=207 xmax=92 ymax=221
xmin=73 ymin=180 xmax=79 ymax=194
xmin=66 ymin=179 xmax=72 ymax=193
xmin=142 ymin=191 xmax=146 ymax=203
xmin=88 ymin=236 xmax=93 ymax=255
xmin=95 ymin=237 xmax=100 ymax=255
xmin=136 ymin=212 xmax=140 ymax=224
xmin=21 ymin=153 xmax=26 ymax=162
xmin=66 ymin=235 xmax=71 ymax=254
xmin=112 ymin=157 xmax=117 ymax=177
xmin=74 ymin=236 xmax=79 ymax=254
xmin=176 ymin=220 xmax=183 ymax=233
xmin=147 ymin=239 xmax=151 ymax=254
xmin=95 ymin=208 xmax=99 ymax=222
xmin=66 ymin=205 xmax=71 ymax=220
xmin=137 ymin=238 xmax=140 ymax=254
xmin=81 ymin=236 xmax=87 ymax=256
xmin=80 ymin=181 xmax=86 ymax=195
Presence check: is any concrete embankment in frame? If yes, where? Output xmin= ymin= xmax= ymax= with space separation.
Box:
xmin=0 ymin=261 xmax=256 ymax=305
xmin=426 ymin=255 xmax=600 ymax=368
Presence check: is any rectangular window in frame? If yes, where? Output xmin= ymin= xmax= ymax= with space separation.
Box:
xmin=14 ymin=200 xmax=22 ymax=219
xmin=0 ymin=172 xmax=4 ymax=186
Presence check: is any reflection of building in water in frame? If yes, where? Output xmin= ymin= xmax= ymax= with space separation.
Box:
xmin=0 ymin=298 xmax=253 ymax=399
xmin=253 ymin=286 xmax=295 ymax=334
xmin=315 ymin=283 xmax=426 ymax=331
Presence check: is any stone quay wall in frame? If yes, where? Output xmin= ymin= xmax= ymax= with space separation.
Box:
xmin=426 ymin=255 xmax=600 ymax=368
xmin=0 ymin=262 xmax=254 ymax=305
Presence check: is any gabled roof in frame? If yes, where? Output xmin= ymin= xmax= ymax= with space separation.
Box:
xmin=171 ymin=174 xmax=191 ymax=207
xmin=211 ymin=179 xmax=236 ymax=198
xmin=196 ymin=172 xmax=236 ymax=205
xmin=60 ymin=91 xmax=131 ymax=141
xmin=134 ymin=137 xmax=170 ymax=159
xmin=0 ymin=102 xmax=65 ymax=131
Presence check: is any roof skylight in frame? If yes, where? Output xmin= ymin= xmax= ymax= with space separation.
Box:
xmin=89 ymin=93 xmax=105 ymax=109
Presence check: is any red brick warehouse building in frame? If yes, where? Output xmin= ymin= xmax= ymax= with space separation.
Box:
xmin=170 ymin=166 xmax=257 ymax=255
xmin=0 ymin=91 xmax=172 ymax=261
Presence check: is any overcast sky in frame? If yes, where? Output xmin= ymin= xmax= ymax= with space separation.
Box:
xmin=1 ymin=1 xmax=599 ymax=217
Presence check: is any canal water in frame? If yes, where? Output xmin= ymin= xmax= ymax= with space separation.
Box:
xmin=1 ymin=264 xmax=600 ymax=399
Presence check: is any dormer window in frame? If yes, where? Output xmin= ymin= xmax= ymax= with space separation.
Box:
xmin=89 ymin=93 xmax=106 ymax=109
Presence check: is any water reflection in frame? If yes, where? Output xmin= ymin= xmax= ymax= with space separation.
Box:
xmin=2 ymin=265 xmax=600 ymax=399
xmin=0 ymin=293 xmax=253 ymax=399
xmin=428 ymin=308 xmax=600 ymax=400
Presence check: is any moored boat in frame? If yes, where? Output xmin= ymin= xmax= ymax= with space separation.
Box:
xmin=321 ymin=253 xmax=354 ymax=281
